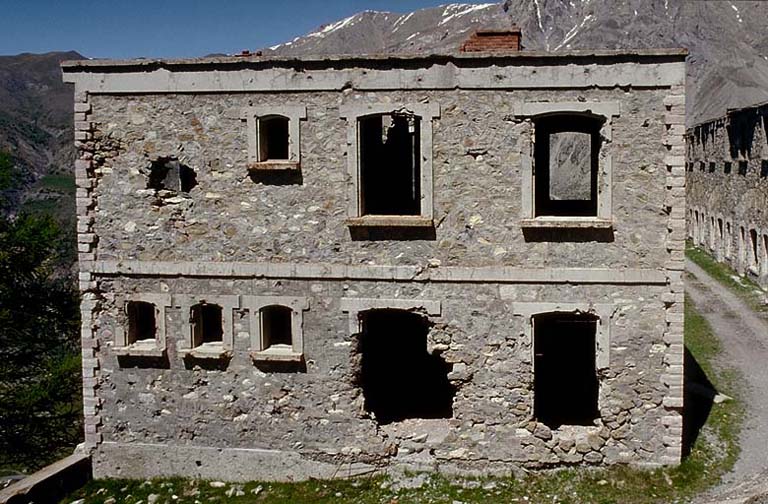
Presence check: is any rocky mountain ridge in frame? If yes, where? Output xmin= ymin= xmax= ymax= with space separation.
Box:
xmin=265 ymin=0 xmax=768 ymax=125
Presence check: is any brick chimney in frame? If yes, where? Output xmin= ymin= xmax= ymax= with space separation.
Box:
xmin=460 ymin=25 xmax=522 ymax=52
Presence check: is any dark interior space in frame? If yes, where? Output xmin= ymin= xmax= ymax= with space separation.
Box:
xmin=683 ymin=347 xmax=716 ymax=457
xmin=259 ymin=115 xmax=290 ymax=161
xmin=126 ymin=300 xmax=155 ymax=345
xmin=356 ymin=309 xmax=454 ymax=424
xmin=359 ymin=113 xmax=421 ymax=216
xmin=191 ymin=303 xmax=223 ymax=347
xmin=738 ymin=160 xmax=748 ymax=175
xmin=761 ymin=160 xmax=768 ymax=178
xmin=751 ymin=229 xmax=759 ymax=265
xmin=534 ymin=115 xmax=602 ymax=217
xmin=147 ymin=158 xmax=197 ymax=193
xmin=522 ymin=226 xmax=614 ymax=243
xmin=725 ymin=161 xmax=732 ymax=174
xmin=261 ymin=305 xmax=292 ymax=348
xmin=534 ymin=312 xmax=599 ymax=428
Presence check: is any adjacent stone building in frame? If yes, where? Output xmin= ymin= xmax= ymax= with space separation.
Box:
xmin=61 ymin=45 xmax=687 ymax=481
xmin=686 ymin=101 xmax=768 ymax=286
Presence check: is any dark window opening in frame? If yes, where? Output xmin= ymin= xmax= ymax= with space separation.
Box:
xmin=724 ymin=161 xmax=732 ymax=174
xmin=534 ymin=115 xmax=602 ymax=217
xmin=738 ymin=160 xmax=748 ymax=176
xmin=260 ymin=305 xmax=293 ymax=348
xmin=258 ymin=115 xmax=290 ymax=161
xmin=699 ymin=161 xmax=705 ymax=172
xmin=718 ymin=218 xmax=724 ymax=242
xmin=761 ymin=160 xmax=768 ymax=178
xmin=356 ymin=309 xmax=454 ymax=424
xmin=751 ymin=229 xmax=759 ymax=266
xmin=147 ymin=158 xmax=197 ymax=192
xmin=190 ymin=303 xmax=223 ymax=347
xmin=359 ymin=113 xmax=421 ymax=216
xmin=534 ymin=312 xmax=599 ymax=429
xmin=708 ymin=161 xmax=716 ymax=173
xmin=126 ymin=301 xmax=156 ymax=345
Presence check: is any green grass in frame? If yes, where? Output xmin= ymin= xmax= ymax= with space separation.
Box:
xmin=686 ymin=241 xmax=768 ymax=316
xmin=61 ymin=299 xmax=743 ymax=504
xmin=38 ymin=174 xmax=76 ymax=194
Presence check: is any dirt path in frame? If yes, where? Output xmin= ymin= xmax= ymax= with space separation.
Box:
xmin=686 ymin=259 xmax=768 ymax=503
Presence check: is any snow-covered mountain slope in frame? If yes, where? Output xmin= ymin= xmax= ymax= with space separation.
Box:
xmin=264 ymin=0 xmax=768 ymax=124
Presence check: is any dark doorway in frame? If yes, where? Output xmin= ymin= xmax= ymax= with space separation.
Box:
xmin=359 ymin=113 xmax=421 ymax=216
xmin=534 ymin=312 xmax=599 ymax=428
xmin=357 ymin=309 xmax=454 ymax=424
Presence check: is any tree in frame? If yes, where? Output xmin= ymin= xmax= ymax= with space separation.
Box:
xmin=0 ymin=150 xmax=20 ymax=213
xmin=0 ymin=212 xmax=81 ymax=471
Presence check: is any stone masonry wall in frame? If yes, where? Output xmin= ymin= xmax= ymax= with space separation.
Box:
xmin=64 ymin=55 xmax=687 ymax=481
xmin=686 ymin=103 xmax=768 ymax=286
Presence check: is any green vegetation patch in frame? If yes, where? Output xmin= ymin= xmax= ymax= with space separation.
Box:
xmin=62 ymin=302 xmax=743 ymax=504
xmin=38 ymin=174 xmax=76 ymax=194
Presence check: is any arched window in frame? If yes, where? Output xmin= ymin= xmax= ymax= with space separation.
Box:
xmin=258 ymin=115 xmax=290 ymax=161
xmin=190 ymin=303 xmax=223 ymax=348
xmin=260 ymin=305 xmax=293 ymax=349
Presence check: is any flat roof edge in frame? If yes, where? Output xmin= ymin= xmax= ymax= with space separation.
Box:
xmin=60 ymin=48 xmax=688 ymax=71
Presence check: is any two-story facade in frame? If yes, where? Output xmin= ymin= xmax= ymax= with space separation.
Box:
xmin=62 ymin=46 xmax=687 ymax=481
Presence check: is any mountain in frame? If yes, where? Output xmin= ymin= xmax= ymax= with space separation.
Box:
xmin=265 ymin=0 xmax=768 ymax=125
xmin=0 ymin=51 xmax=84 ymax=215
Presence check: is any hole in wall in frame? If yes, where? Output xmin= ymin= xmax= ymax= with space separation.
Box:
xmin=355 ymin=309 xmax=454 ymax=425
xmin=147 ymin=157 xmax=198 ymax=193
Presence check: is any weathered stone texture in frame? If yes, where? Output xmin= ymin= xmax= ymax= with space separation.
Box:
xmin=686 ymin=102 xmax=768 ymax=285
xmin=61 ymin=52 xmax=687 ymax=480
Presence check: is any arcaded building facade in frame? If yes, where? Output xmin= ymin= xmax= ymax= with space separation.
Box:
xmin=62 ymin=47 xmax=687 ymax=481
xmin=686 ymin=101 xmax=768 ymax=287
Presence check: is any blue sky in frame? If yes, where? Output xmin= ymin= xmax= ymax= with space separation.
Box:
xmin=1 ymin=0 xmax=493 ymax=59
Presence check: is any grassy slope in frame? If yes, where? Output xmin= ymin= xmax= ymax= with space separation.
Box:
xmin=62 ymin=301 xmax=743 ymax=504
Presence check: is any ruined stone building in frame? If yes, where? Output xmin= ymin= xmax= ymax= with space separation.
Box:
xmin=61 ymin=38 xmax=687 ymax=480
xmin=686 ymin=101 xmax=768 ymax=287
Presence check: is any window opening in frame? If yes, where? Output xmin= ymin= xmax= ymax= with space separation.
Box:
xmin=126 ymin=301 xmax=156 ymax=345
xmin=534 ymin=312 xmax=599 ymax=428
xmin=761 ymin=160 xmax=768 ymax=178
xmin=260 ymin=305 xmax=293 ymax=349
xmin=147 ymin=158 xmax=197 ymax=192
xmin=534 ymin=115 xmax=602 ymax=217
xmin=190 ymin=303 xmax=223 ymax=347
xmin=738 ymin=160 xmax=748 ymax=176
xmin=358 ymin=113 xmax=421 ymax=216
xmin=258 ymin=115 xmax=290 ymax=161
xmin=724 ymin=161 xmax=732 ymax=174
xmin=357 ymin=309 xmax=454 ymax=424
xmin=750 ymin=229 xmax=759 ymax=267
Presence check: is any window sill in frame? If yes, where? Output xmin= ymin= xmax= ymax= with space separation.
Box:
xmin=184 ymin=342 xmax=232 ymax=360
xmin=520 ymin=217 xmax=613 ymax=230
xmin=346 ymin=215 xmax=434 ymax=228
xmin=247 ymin=161 xmax=300 ymax=171
xmin=113 ymin=340 xmax=165 ymax=358
xmin=250 ymin=346 xmax=304 ymax=363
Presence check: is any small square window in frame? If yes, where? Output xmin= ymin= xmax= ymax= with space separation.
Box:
xmin=242 ymin=105 xmax=306 ymax=172
xmin=258 ymin=115 xmax=290 ymax=162
xmin=113 ymin=294 xmax=170 ymax=359
xmin=260 ymin=305 xmax=293 ymax=350
xmin=243 ymin=296 xmax=308 ymax=364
